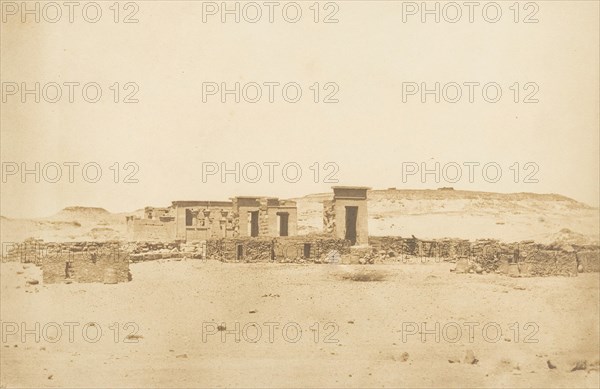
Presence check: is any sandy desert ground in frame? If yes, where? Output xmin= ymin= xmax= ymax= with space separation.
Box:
xmin=1 ymin=258 xmax=598 ymax=388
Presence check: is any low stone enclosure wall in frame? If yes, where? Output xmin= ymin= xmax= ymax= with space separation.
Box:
xmin=368 ymin=237 xmax=600 ymax=277
xmin=206 ymin=235 xmax=352 ymax=263
xmin=2 ymin=240 xmax=130 ymax=284
xmin=205 ymin=236 xmax=599 ymax=276
xmin=2 ymin=237 xmax=598 ymax=280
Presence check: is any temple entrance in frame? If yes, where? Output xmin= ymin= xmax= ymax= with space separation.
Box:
xmin=277 ymin=212 xmax=289 ymax=236
xmin=249 ymin=211 xmax=259 ymax=237
xmin=345 ymin=206 xmax=358 ymax=245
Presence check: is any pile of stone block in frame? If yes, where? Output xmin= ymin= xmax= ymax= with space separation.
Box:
xmin=125 ymin=241 xmax=205 ymax=262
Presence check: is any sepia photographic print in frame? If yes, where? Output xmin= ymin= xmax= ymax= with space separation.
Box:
xmin=1 ymin=1 xmax=599 ymax=388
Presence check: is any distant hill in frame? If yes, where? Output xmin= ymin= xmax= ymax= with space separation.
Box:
xmin=1 ymin=190 xmax=598 ymax=245
xmin=293 ymin=189 xmax=599 ymax=244
xmin=0 ymin=206 xmax=139 ymax=244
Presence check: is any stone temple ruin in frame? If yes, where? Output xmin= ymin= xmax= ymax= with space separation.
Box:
xmin=127 ymin=186 xmax=370 ymax=245
xmin=127 ymin=196 xmax=298 ymax=241
xmin=323 ymin=186 xmax=370 ymax=245
xmin=4 ymin=186 xmax=598 ymax=284
xmin=124 ymin=186 xmax=372 ymax=264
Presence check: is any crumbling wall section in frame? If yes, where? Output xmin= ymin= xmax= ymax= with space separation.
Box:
xmin=3 ymin=240 xmax=130 ymax=283
xmin=127 ymin=218 xmax=176 ymax=241
xmin=369 ymin=236 xmax=596 ymax=277
xmin=323 ymin=200 xmax=335 ymax=234
xmin=206 ymin=235 xmax=351 ymax=263
xmin=574 ymin=248 xmax=600 ymax=272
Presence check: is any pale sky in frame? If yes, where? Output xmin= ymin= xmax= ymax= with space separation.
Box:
xmin=1 ymin=1 xmax=598 ymax=218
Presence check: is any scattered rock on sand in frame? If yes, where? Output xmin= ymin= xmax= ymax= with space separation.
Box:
xmin=399 ymin=352 xmax=409 ymax=362
xmin=26 ymin=279 xmax=39 ymax=285
xmin=448 ymin=357 xmax=461 ymax=364
xmin=571 ymin=360 xmax=587 ymax=372
xmin=453 ymin=258 xmax=470 ymax=273
xmin=547 ymin=360 xmax=556 ymax=369
xmin=176 ymin=354 xmax=188 ymax=359
xmin=464 ymin=350 xmax=478 ymax=364
xmin=588 ymin=360 xmax=600 ymax=371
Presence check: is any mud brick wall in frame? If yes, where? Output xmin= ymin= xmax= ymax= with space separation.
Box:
xmin=370 ymin=236 xmax=593 ymax=277
xmin=517 ymin=248 xmax=578 ymax=277
xmin=436 ymin=239 xmax=472 ymax=258
xmin=127 ymin=219 xmax=176 ymax=241
xmin=2 ymin=240 xmax=130 ymax=283
xmin=469 ymin=240 xmax=511 ymax=272
xmin=273 ymin=235 xmax=351 ymax=262
xmin=368 ymin=236 xmax=416 ymax=257
xmin=368 ymin=236 xmax=470 ymax=260
xmin=456 ymin=241 xmax=582 ymax=277
xmin=207 ymin=238 xmax=273 ymax=262
xmin=2 ymin=239 xmax=47 ymax=264
xmin=38 ymin=243 xmax=130 ymax=284
xmin=576 ymin=249 xmax=600 ymax=272
xmin=125 ymin=241 xmax=205 ymax=262
xmin=43 ymin=250 xmax=130 ymax=284
xmin=206 ymin=236 xmax=350 ymax=263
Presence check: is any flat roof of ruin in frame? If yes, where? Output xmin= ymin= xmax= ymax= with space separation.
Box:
xmin=172 ymin=200 xmax=233 ymax=206
xmin=233 ymin=196 xmax=279 ymax=199
xmin=332 ymin=186 xmax=371 ymax=190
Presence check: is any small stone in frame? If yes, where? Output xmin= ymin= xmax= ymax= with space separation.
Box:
xmin=571 ymin=360 xmax=587 ymax=372
xmin=547 ymin=360 xmax=556 ymax=369
xmin=464 ymin=350 xmax=478 ymax=364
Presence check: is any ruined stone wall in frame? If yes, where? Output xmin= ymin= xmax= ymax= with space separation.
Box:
xmin=323 ymin=200 xmax=335 ymax=234
xmin=518 ymin=248 xmax=578 ymax=277
xmin=370 ymin=236 xmax=599 ymax=277
xmin=576 ymin=249 xmax=600 ymax=272
xmin=206 ymin=235 xmax=351 ymax=263
xmin=273 ymin=236 xmax=351 ymax=263
xmin=368 ymin=236 xmax=471 ymax=259
xmin=207 ymin=237 xmax=273 ymax=262
xmin=3 ymin=241 xmax=130 ymax=284
xmin=126 ymin=241 xmax=205 ymax=262
xmin=127 ymin=218 xmax=176 ymax=241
